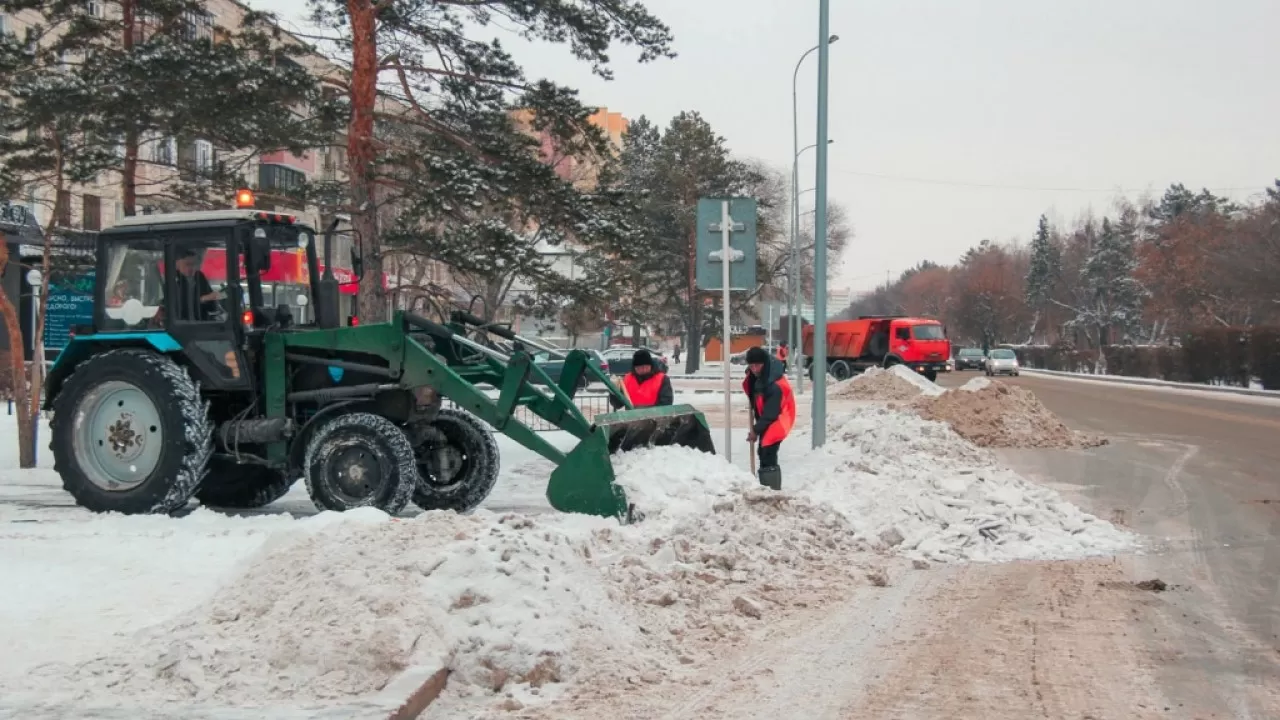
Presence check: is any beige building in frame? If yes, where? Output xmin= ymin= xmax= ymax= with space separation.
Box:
xmin=0 ymin=0 xmax=348 ymax=235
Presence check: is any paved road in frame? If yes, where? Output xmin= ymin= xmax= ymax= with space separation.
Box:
xmin=937 ymin=370 xmax=1280 ymax=717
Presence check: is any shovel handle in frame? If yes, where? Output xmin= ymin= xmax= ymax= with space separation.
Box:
xmin=749 ymin=437 xmax=757 ymax=474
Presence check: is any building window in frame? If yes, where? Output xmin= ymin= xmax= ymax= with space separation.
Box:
xmin=82 ymin=194 xmax=101 ymax=231
xmin=258 ymin=163 xmax=305 ymax=193
xmin=181 ymin=10 xmax=213 ymax=42
xmin=85 ymin=1 xmax=104 ymax=19
xmin=194 ymin=139 xmax=214 ymax=174
xmin=150 ymin=136 xmax=177 ymax=165
xmin=56 ymin=190 xmax=72 ymax=227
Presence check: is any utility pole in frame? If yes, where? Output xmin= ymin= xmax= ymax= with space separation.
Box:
xmin=811 ymin=0 xmax=832 ymax=447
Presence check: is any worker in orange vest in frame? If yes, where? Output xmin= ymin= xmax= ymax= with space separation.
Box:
xmin=742 ymin=346 xmax=795 ymax=490
xmin=610 ymin=349 xmax=673 ymax=409
xmin=776 ymin=342 xmax=789 ymax=363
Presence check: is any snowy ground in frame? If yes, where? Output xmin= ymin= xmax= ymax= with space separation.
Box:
xmin=0 ymin=388 xmax=1138 ymax=718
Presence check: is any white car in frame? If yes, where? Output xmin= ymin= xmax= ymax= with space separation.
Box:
xmin=984 ymin=348 xmax=1020 ymax=376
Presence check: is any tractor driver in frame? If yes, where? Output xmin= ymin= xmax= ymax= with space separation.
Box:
xmin=609 ymin=349 xmax=673 ymax=410
xmin=173 ymin=248 xmax=223 ymax=321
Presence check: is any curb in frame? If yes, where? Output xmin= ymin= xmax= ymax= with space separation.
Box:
xmin=1021 ymin=368 xmax=1280 ymax=399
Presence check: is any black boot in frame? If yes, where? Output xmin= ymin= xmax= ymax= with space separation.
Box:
xmin=758 ymin=465 xmax=781 ymax=491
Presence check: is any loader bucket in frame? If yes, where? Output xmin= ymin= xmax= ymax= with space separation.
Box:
xmin=546 ymin=404 xmax=716 ymax=519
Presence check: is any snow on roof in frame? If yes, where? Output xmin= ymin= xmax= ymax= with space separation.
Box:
xmin=110 ymin=210 xmax=267 ymax=227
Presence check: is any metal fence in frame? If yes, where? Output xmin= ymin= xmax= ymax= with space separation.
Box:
xmin=442 ymin=392 xmax=614 ymax=432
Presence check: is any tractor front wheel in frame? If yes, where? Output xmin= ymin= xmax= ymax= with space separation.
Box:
xmin=196 ymin=459 xmax=294 ymax=510
xmin=410 ymin=408 xmax=500 ymax=513
xmin=50 ymin=349 xmax=213 ymax=514
xmin=304 ymin=413 xmax=418 ymax=515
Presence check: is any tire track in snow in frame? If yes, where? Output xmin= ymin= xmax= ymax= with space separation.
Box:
xmin=658 ymin=568 xmax=934 ymax=720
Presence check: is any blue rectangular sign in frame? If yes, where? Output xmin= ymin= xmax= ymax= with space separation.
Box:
xmin=44 ymin=271 xmax=95 ymax=350
xmin=695 ymin=197 xmax=757 ymax=292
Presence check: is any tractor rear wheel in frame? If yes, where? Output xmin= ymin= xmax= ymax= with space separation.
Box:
xmin=304 ymin=413 xmax=418 ymax=515
xmin=196 ymin=459 xmax=294 ymax=509
xmin=410 ymin=408 xmax=500 ymax=513
xmin=50 ymin=349 xmax=212 ymax=514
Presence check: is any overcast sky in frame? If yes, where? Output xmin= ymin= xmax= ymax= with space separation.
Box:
xmin=261 ymin=0 xmax=1280 ymax=293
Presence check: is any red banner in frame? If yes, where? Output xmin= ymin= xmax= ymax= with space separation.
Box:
xmin=161 ymin=250 xmax=385 ymax=297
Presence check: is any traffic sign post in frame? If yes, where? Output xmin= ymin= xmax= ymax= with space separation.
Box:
xmin=696 ymin=197 xmax=757 ymax=464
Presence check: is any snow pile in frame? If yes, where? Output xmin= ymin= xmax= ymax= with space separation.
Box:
xmin=789 ymin=404 xmax=1136 ymax=563
xmin=5 ymin=404 xmax=1133 ymax=714
xmin=911 ymin=380 xmax=1107 ymax=449
xmin=34 ymin=510 xmax=658 ymax=709
xmin=960 ymin=376 xmax=991 ymax=392
xmin=834 ymin=365 xmax=946 ymax=401
xmin=611 ymin=445 xmax=750 ymax=519
xmin=600 ymin=451 xmax=867 ymax=661
xmin=26 ymin=448 xmax=869 ymax=713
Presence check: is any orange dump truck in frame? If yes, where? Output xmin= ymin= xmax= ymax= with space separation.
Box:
xmin=802 ymin=315 xmax=951 ymax=382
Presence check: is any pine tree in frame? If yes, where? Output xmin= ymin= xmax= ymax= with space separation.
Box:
xmin=1024 ymin=214 xmax=1060 ymax=342
xmin=90 ymin=2 xmax=339 ymax=214
xmin=305 ymin=0 xmax=675 ymax=323
xmin=580 ymin=111 xmax=761 ymax=372
xmin=1072 ymin=216 xmax=1145 ymax=348
xmin=0 ymin=0 xmax=124 ymax=467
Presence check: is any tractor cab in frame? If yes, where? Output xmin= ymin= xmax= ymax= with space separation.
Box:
xmin=87 ymin=206 xmax=317 ymax=391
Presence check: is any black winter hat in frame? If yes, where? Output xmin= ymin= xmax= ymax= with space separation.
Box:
xmin=632 ymin=349 xmax=654 ymax=367
xmin=745 ymin=346 xmax=770 ymax=365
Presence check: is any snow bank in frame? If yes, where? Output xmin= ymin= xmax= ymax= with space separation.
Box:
xmin=2 ymin=402 xmax=1135 ymax=715
xmin=16 ymin=449 xmax=869 ymax=714
xmin=789 ymin=405 xmax=1135 ymax=563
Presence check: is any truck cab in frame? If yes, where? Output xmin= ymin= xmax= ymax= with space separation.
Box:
xmin=885 ymin=317 xmax=951 ymax=376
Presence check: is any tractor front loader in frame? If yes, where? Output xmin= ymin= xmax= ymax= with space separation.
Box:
xmin=42 ymin=200 xmax=714 ymax=521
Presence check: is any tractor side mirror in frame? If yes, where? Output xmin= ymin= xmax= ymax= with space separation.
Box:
xmin=250 ymin=229 xmax=272 ymax=273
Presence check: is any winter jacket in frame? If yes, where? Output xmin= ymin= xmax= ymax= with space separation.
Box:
xmin=742 ymin=357 xmax=795 ymax=446
xmin=610 ymin=371 xmax=673 ymax=409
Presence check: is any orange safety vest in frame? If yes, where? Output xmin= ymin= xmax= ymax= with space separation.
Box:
xmin=623 ymin=372 xmax=667 ymax=407
xmin=742 ymin=373 xmax=796 ymax=446
xmin=777 ymin=346 xmax=789 ymax=361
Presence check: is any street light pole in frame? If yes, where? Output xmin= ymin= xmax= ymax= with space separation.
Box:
xmin=790 ymin=38 xmax=837 ymax=398
xmin=812 ymin=0 xmax=832 ymax=447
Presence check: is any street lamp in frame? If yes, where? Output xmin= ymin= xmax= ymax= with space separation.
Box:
xmin=789 ymin=36 xmax=838 ymax=395
xmin=811 ymin=3 xmax=834 ymax=447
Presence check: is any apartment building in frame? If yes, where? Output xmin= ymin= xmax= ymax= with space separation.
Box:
xmin=0 ymin=0 xmax=368 ymax=356
xmin=500 ymin=108 xmax=628 ymax=346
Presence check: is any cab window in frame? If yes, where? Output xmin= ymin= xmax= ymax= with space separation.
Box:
xmin=101 ymin=236 xmax=165 ymax=331
xmin=911 ymin=324 xmax=946 ymax=340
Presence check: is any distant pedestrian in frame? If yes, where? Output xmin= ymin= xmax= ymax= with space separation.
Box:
xmin=743 ymin=346 xmax=795 ymax=490
xmin=673 ymin=344 xmax=682 ymax=364
xmin=610 ymin=349 xmax=673 ymax=409
xmin=776 ymin=341 xmax=789 ymax=364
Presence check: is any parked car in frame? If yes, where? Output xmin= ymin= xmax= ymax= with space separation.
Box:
xmin=955 ymin=347 xmax=987 ymax=371
xmin=984 ymin=348 xmax=1020 ymax=377
xmin=531 ymin=348 xmax=608 ymax=388
xmin=602 ymin=346 xmax=669 ymax=375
